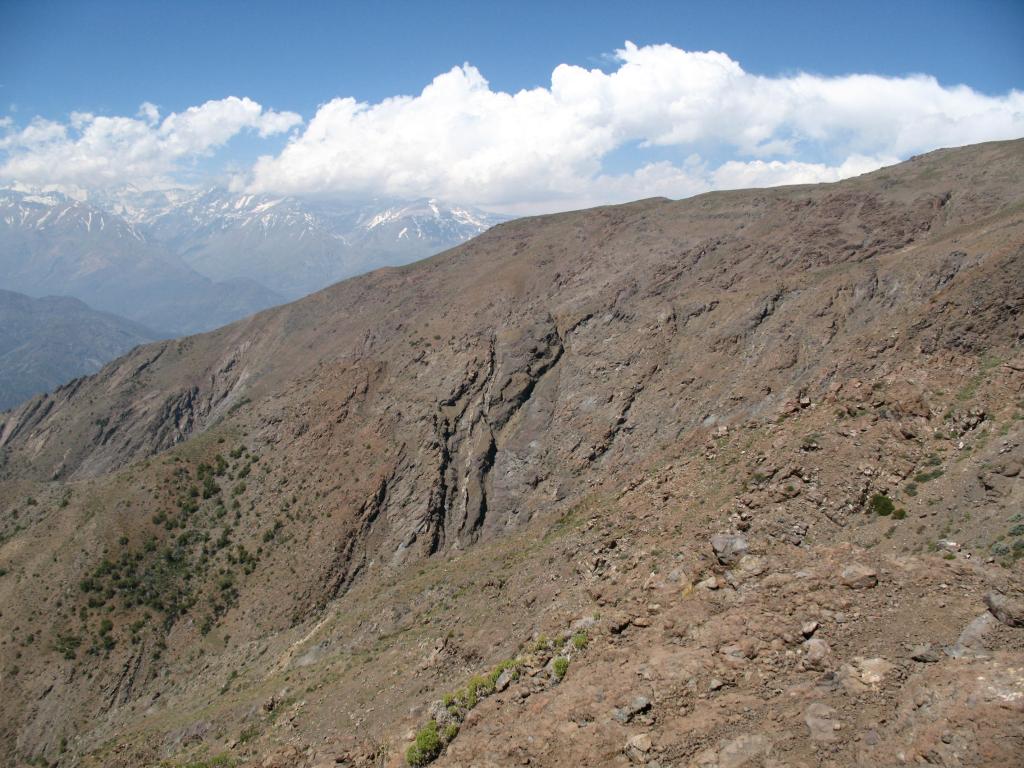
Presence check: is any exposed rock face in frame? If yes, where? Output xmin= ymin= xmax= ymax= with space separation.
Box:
xmin=984 ymin=591 xmax=1024 ymax=628
xmin=0 ymin=141 xmax=1023 ymax=768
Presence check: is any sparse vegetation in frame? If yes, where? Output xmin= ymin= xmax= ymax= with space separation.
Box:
xmin=869 ymin=493 xmax=895 ymax=516
xmin=552 ymin=656 xmax=569 ymax=680
xmin=405 ymin=720 xmax=442 ymax=767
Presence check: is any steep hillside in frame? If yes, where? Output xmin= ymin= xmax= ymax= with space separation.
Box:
xmin=0 ymin=140 xmax=1021 ymax=768
xmin=0 ymin=289 xmax=158 ymax=411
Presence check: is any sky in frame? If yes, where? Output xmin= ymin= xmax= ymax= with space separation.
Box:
xmin=1 ymin=0 xmax=1022 ymax=213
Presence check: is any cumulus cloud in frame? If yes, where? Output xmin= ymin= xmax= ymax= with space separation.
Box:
xmin=0 ymin=97 xmax=301 ymax=191
xmin=240 ymin=42 xmax=1024 ymax=211
xmin=1 ymin=43 xmax=1021 ymax=209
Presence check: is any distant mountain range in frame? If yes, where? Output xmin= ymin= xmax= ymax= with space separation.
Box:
xmin=0 ymin=289 xmax=157 ymax=411
xmin=0 ymin=186 xmax=505 ymax=333
xmin=112 ymin=189 xmax=503 ymax=299
xmin=0 ymin=185 xmax=504 ymax=410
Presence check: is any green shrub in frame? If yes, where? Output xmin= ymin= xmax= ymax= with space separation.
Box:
xmin=442 ymin=723 xmax=459 ymax=742
xmin=552 ymin=656 xmax=569 ymax=681
xmin=892 ymin=509 xmax=907 ymax=520
xmin=54 ymin=633 xmax=82 ymax=660
xmin=868 ymin=494 xmax=895 ymax=516
xmin=406 ymin=720 xmax=442 ymax=766
xmin=488 ymin=658 xmax=520 ymax=685
xmin=571 ymin=632 xmax=589 ymax=650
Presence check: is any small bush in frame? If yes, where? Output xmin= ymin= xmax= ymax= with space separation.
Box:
xmin=892 ymin=509 xmax=907 ymax=520
xmin=552 ymin=656 xmax=569 ymax=681
xmin=54 ymin=633 xmax=82 ymax=660
xmin=868 ymin=494 xmax=895 ymax=516
xmin=488 ymin=658 xmax=519 ymax=686
xmin=571 ymin=632 xmax=589 ymax=650
xmin=406 ymin=721 xmax=442 ymax=766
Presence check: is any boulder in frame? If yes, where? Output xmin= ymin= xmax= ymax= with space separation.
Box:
xmin=494 ymin=668 xmax=515 ymax=692
xmin=839 ymin=564 xmax=878 ymax=589
xmin=910 ymin=644 xmax=940 ymax=663
xmin=625 ymin=733 xmax=653 ymax=763
xmin=804 ymin=702 xmax=839 ymax=742
xmin=946 ymin=612 xmax=998 ymax=658
xmin=984 ymin=591 xmax=1024 ymax=628
xmin=711 ymin=534 xmax=749 ymax=566
xmin=802 ymin=638 xmax=832 ymax=670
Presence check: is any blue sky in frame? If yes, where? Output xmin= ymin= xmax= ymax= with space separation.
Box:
xmin=1 ymin=0 xmax=1022 ymax=212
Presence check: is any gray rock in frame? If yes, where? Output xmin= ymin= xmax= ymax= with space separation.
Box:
xmin=840 ymin=563 xmax=878 ymax=589
xmin=494 ymin=668 xmax=515 ymax=692
xmin=802 ymin=638 xmax=832 ymax=670
xmin=625 ymin=733 xmax=653 ymax=763
xmin=984 ymin=591 xmax=1024 ymax=628
xmin=910 ymin=644 xmax=941 ymax=663
xmin=945 ymin=612 xmax=998 ymax=658
xmin=719 ymin=734 xmax=772 ymax=768
xmin=627 ymin=695 xmax=652 ymax=716
xmin=613 ymin=695 xmax=652 ymax=724
xmin=804 ymin=701 xmax=839 ymax=742
xmin=711 ymin=534 xmax=749 ymax=566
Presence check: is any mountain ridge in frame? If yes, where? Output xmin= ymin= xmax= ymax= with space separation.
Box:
xmin=0 ymin=140 xmax=1021 ymax=768
xmin=1 ymin=185 xmax=507 ymax=308
xmin=0 ymin=289 xmax=159 ymax=411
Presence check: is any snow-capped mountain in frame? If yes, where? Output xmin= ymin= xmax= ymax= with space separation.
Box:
xmin=0 ymin=189 xmax=145 ymax=241
xmin=84 ymin=186 xmax=507 ymax=301
xmin=0 ymin=189 xmax=284 ymax=335
xmin=119 ymin=187 xmax=508 ymax=299
xmin=0 ymin=185 xmax=508 ymax=332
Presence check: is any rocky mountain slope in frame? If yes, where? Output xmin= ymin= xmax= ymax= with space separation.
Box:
xmin=0 ymin=289 xmax=158 ymax=411
xmin=0 ymin=140 xmax=1021 ymax=768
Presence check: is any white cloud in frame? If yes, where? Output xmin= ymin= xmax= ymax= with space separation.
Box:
xmin=1 ymin=43 xmax=1021 ymax=210
xmin=0 ymin=96 xmax=301 ymax=191
xmin=240 ymin=42 xmax=1024 ymax=212
xmin=710 ymin=154 xmax=900 ymax=190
